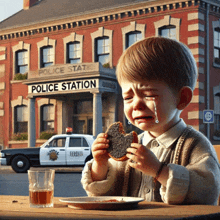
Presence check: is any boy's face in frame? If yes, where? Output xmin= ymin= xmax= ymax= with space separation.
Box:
xmin=121 ymin=80 xmax=181 ymax=137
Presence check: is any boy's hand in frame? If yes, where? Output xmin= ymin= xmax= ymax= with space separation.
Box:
xmin=91 ymin=133 xmax=109 ymax=181
xmin=92 ymin=133 xmax=110 ymax=165
xmin=126 ymin=143 xmax=161 ymax=177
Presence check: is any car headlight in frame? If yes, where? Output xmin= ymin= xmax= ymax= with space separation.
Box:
xmin=0 ymin=152 xmax=5 ymax=158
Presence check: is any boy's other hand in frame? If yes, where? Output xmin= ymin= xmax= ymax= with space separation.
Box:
xmin=92 ymin=133 xmax=110 ymax=165
xmin=126 ymin=143 xmax=160 ymax=177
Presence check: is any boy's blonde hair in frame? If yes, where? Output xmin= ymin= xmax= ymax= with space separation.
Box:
xmin=116 ymin=37 xmax=198 ymax=92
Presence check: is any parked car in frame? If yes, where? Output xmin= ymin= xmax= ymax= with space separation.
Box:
xmin=0 ymin=132 xmax=94 ymax=173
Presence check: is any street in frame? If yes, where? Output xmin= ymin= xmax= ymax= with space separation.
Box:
xmin=0 ymin=167 xmax=87 ymax=197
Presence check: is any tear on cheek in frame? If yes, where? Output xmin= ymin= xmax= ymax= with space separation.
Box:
xmin=153 ymin=99 xmax=159 ymax=124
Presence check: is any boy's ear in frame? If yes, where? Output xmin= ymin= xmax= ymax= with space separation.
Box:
xmin=177 ymin=86 xmax=193 ymax=110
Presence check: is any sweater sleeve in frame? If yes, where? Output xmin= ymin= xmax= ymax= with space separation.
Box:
xmin=160 ymin=154 xmax=220 ymax=205
xmin=81 ymin=159 xmax=118 ymax=196
xmin=160 ymin=163 xmax=190 ymax=204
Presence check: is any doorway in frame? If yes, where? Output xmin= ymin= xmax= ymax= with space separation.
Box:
xmin=72 ymin=116 xmax=93 ymax=135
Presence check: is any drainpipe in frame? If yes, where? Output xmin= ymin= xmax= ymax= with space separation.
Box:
xmin=206 ymin=3 xmax=210 ymax=140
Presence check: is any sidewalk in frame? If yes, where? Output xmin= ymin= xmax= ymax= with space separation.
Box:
xmin=0 ymin=166 xmax=83 ymax=173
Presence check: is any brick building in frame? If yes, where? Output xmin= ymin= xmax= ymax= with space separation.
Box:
xmin=0 ymin=0 xmax=220 ymax=149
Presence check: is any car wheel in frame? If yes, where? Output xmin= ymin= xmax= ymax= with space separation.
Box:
xmin=85 ymin=154 xmax=93 ymax=164
xmin=11 ymin=155 xmax=30 ymax=173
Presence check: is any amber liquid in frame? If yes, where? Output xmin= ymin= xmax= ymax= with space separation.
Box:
xmin=29 ymin=190 xmax=53 ymax=205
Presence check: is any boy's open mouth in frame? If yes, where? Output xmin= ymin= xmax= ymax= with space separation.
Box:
xmin=134 ymin=116 xmax=154 ymax=120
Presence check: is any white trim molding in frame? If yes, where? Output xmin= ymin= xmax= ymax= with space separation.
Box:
xmin=121 ymin=21 xmax=146 ymax=51
xmin=12 ymin=41 xmax=30 ymax=78
xmin=91 ymin=27 xmax=113 ymax=68
xmin=37 ymin=37 xmax=56 ymax=69
xmin=212 ymin=19 xmax=220 ymax=68
xmin=37 ymin=98 xmax=56 ymax=136
xmin=11 ymin=96 xmax=28 ymax=134
xmin=63 ymin=32 xmax=84 ymax=64
xmin=154 ymin=15 xmax=181 ymax=41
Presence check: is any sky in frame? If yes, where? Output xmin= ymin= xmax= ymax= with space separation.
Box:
xmin=0 ymin=0 xmax=23 ymax=22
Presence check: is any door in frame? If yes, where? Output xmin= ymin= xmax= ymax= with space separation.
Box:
xmin=40 ymin=137 xmax=67 ymax=165
xmin=66 ymin=137 xmax=90 ymax=165
xmin=73 ymin=116 xmax=93 ymax=134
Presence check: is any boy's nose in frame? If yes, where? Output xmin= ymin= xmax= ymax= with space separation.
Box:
xmin=133 ymin=97 xmax=146 ymax=110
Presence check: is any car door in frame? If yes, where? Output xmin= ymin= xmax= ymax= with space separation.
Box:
xmin=40 ymin=137 xmax=67 ymax=165
xmin=66 ymin=137 xmax=90 ymax=165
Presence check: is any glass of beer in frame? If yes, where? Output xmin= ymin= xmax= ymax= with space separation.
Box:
xmin=28 ymin=169 xmax=55 ymax=208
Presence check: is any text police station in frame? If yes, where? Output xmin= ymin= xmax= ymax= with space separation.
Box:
xmin=30 ymin=79 xmax=97 ymax=94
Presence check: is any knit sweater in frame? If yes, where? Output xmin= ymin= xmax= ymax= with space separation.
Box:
xmin=81 ymin=126 xmax=220 ymax=205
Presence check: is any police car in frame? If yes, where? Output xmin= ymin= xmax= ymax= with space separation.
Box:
xmin=0 ymin=128 xmax=94 ymax=173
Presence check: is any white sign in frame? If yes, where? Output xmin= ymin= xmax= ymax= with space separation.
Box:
xmin=203 ymin=110 xmax=214 ymax=123
xmin=29 ymin=79 xmax=98 ymax=94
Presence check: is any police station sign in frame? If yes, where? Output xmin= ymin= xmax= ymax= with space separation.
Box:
xmin=28 ymin=79 xmax=98 ymax=94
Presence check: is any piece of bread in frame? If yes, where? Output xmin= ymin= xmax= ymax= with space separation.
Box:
xmin=106 ymin=122 xmax=138 ymax=161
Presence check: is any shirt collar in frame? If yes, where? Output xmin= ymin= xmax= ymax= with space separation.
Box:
xmin=142 ymin=119 xmax=187 ymax=149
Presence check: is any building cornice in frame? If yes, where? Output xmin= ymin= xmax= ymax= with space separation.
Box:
xmin=0 ymin=0 xmax=217 ymax=41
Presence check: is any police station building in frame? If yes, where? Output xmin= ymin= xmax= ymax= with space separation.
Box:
xmin=0 ymin=0 xmax=220 ymax=149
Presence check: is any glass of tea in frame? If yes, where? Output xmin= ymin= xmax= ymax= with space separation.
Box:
xmin=28 ymin=169 xmax=55 ymax=208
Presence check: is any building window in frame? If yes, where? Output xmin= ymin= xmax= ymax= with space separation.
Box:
xmin=214 ymin=28 xmax=220 ymax=64
xmin=41 ymin=104 xmax=54 ymax=131
xmin=95 ymin=37 xmax=110 ymax=66
xmin=41 ymin=46 xmax=54 ymax=68
xmin=159 ymin=25 xmax=176 ymax=39
xmin=67 ymin=42 xmax=80 ymax=64
xmin=126 ymin=31 xmax=142 ymax=48
xmin=16 ymin=50 xmax=28 ymax=74
xmin=215 ymin=114 xmax=220 ymax=131
xmin=14 ymin=105 xmax=28 ymax=133
xmin=214 ymin=94 xmax=220 ymax=137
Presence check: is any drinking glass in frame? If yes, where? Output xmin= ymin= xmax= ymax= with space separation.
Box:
xmin=28 ymin=169 xmax=55 ymax=208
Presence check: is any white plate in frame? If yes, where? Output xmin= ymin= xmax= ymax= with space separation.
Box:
xmin=59 ymin=196 xmax=144 ymax=210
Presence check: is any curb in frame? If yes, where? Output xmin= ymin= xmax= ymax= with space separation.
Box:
xmin=0 ymin=166 xmax=83 ymax=173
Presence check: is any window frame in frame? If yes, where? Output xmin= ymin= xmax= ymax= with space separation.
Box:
xmin=37 ymin=37 xmax=56 ymax=69
xmin=95 ymin=36 xmax=110 ymax=66
xmin=126 ymin=31 xmax=142 ymax=49
xmin=40 ymin=46 xmax=54 ymax=68
xmin=154 ymin=15 xmax=180 ymax=41
xmin=91 ymin=27 xmax=113 ymax=68
xmin=14 ymin=105 xmax=28 ymax=133
xmin=67 ymin=41 xmax=81 ymax=64
xmin=214 ymin=28 xmax=220 ymax=65
xmin=40 ymin=104 xmax=55 ymax=132
xmin=121 ymin=21 xmax=145 ymax=51
xmin=159 ymin=25 xmax=177 ymax=39
xmin=16 ymin=50 xmax=28 ymax=74
xmin=12 ymin=41 xmax=30 ymax=79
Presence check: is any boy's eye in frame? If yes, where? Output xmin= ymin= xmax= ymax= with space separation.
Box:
xmin=123 ymin=97 xmax=132 ymax=101
xmin=144 ymin=96 xmax=157 ymax=101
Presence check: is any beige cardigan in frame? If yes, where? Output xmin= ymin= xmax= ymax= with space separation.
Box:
xmin=81 ymin=126 xmax=220 ymax=205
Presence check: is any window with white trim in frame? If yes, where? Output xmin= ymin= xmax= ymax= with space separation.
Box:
xmin=95 ymin=37 xmax=110 ymax=66
xmin=126 ymin=31 xmax=142 ymax=48
xmin=16 ymin=50 xmax=28 ymax=74
xmin=41 ymin=104 xmax=54 ymax=132
xmin=14 ymin=105 xmax=28 ymax=133
xmin=91 ymin=27 xmax=113 ymax=67
xmin=41 ymin=46 xmax=54 ymax=68
xmin=159 ymin=25 xmax=176 ymax=39
xmin=214 ymin=28 xmax=220 ymax=64
xmin=214 ymin=93 xmax=220 ymax=137
xmin=154 ymin=15 xmax=180 ymax=41
xmin=67 ymin=41 xmax=81 ymax=64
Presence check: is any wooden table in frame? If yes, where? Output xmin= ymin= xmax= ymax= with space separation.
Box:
xmin=0 ymin=195 xmax=220 ymax=220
